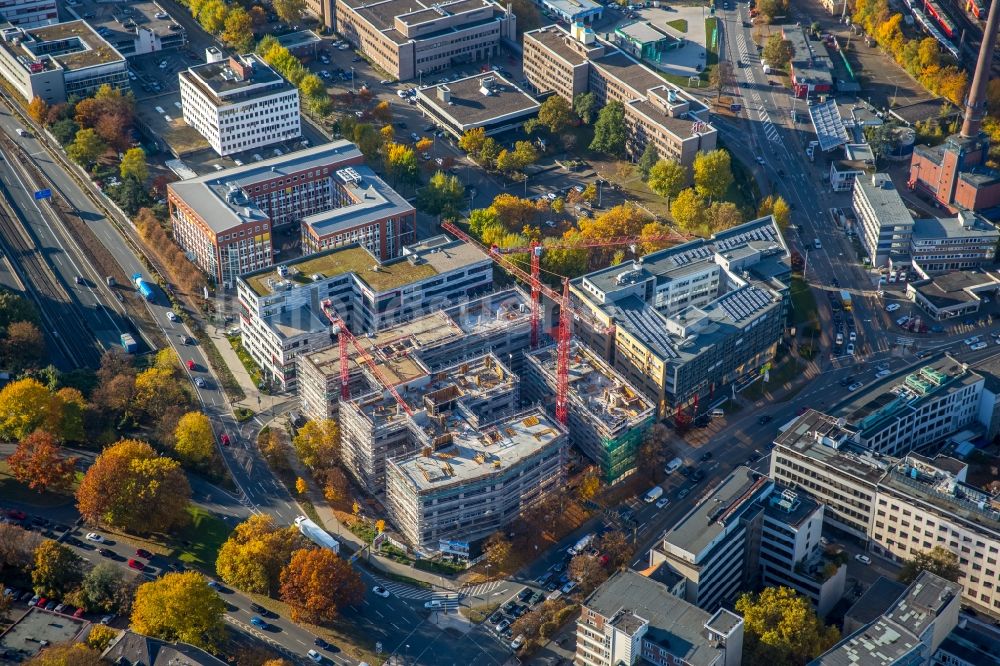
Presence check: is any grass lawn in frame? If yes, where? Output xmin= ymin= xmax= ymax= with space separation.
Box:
xmin=724 ymin=145 xmax=761 ymax=216
xmin=0 ymin=460 xmax=78 ymax=508
xmin=461 ymin=601 xmax=500 ymax=624
xmin=790 ymin=275 xmax=819 ymax=327
xmin=171 ymin=505 xmax=232 ymax=571
xmin=742 ymin=357 xmax=805 ymax=400
xmin=667 ymin=18 xmax=688 ymax=32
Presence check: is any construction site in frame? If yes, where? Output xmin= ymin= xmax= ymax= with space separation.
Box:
xmin=524 ymin=340 xmax=656 ymax=484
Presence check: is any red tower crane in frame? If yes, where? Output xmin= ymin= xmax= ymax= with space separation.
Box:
xmin=319 ymin=299 xmax=414 ymax=417
xmin=441 ymin=221 xmax=694 ymax=426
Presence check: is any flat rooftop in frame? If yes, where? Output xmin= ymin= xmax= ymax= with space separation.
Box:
xmin=617 ymin=21 xmax=678 ymax=44
xmin=544 ymin=0 xmax=602 ymax=17
xmin=0 ymin=20 xmax=125 ymax=71
xmin=527 ymin=340 xmax=654 ymax=433
xmin=417 ymin=72 xmax=540 ymax=128
xmin=276 ymin=29 xmax=322 ymax=49
xmin=65 ymin=0 xmax=183 ymax=46
xmin=912 ymin=211 xmax=999 ymax=240
xmin=773 ymin=410 xmax=888 ymax=485
xmin=628 ymin=98 xmax=703 ymax=139
xmin=136 ymin=96 xmax=210 ymax=157
xmin=302 ymin=165 xmax=415 ymax=238
xmin=182 ymin=54 xmax=288 ymax=102
xmin=244 ymin=235 xmax=486 ymax=297
xmin=524 ymin=25 xmax=603 ymax=66
xmin=582 ymin=570 xmax=727 ymax=666
xmin=266 ymin=304 xmax=329 ymax=342
xmin=912 ymin=271 xmax=998 ymax=309
xmin=763 ymin=486 xmax=820 ymax=528
xmin=855 ymin=174 xmax=914 ymax=227
xmin=0 ymin=608 xmax=88 ymax=659
xmin=663 ymin=466 xmax=769 ymax=557
xmin=591 ymin=49 xmax=664 ymax=99
xmin=391 ymin=407 xmax=563 ymax=492
xmin=343 ymin=0 xmax=504 ymax=44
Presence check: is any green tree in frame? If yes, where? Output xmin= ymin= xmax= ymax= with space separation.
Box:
xmin=32 ymin=541 xmax=82 ymax=597
xmin=292 ymin=419 xmax=339 ymax=470
xmin=479 ymin=137 xmax=501 ymax=168
xmin=637 ymin=143 xmax=659 ymax=180
xmin=589 ymin=102 xmax=627 ymax=156
xmin=864 ymin=123 xmax=900 ymax=162
xmin=692 ymin=149 xmax=733 ymax=203
xmin=299 ymin=74 xmax=330 ymax=115
xmin=735 ymin=587 xmax=840 ymax=666
xmin=273 ymin=0 xmax=307 ymax=23
xmin=670 ymin=188 xmax=706 ymax=233
xmin=131 ymin=572 xmax=226 ymax=651
xmin=417 ymin=170 xmax=465 ymax=218
xmin=80 ymin=562 xmax=135 ymax=613
xmin=353 ymin=123 xmax=382 ymax=159
xmin=897 ymin=546 xmax=962 ymax=585
xmin=119 ymin=147 xmax=147 ymax=183
xmin=535 ymin=95 xmax=574 ymax=133
xmin=50 ymin=118 xmax=79 ymax=145
xmin=573 ymin=92 xmax=597 ymax=124
xmin=762 ymin=34 xmax=794 ymax=69
xmin=513 ymin=141 xmax=539 ymax=169
xmin=757 ymin=0 xmax=789 ymax=20
xmin=67 ymin=128 xmax=106 ymax=167
xmin=647 ymin=159 xmax=686 ymax=204
xmin=706 ymin=201 xmax=743 ymax=231
xmin=222 ymin=6 xmax=255 ymax=52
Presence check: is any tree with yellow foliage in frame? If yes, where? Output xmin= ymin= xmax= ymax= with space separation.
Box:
xmin=85 ymin=624 xmax=119 ymax=652
xmin=383 ymin=142 xmax=419 ymax=184
xmin=131 ymin=572 xmax=226 ymax=650
xmin=296 ymin=477 xmax=308 ymax=495
xmin=458 ymin=127 xmax=486 ymax=155
xmin=670 ymin=188 xmax=706 ymax=234
xmin=292 ymin=419 xmax=339 ymax=470
xmin=132 ymin=367 xmax=187 ymax=417
xmin=27 ymin=97 xmax=48 ymax=125
xmin=25 ymin=643 xmax=102 ymax=666
xmin=173 ymin=411 xmax=214 ymax=464
xmin=0 ymin=377 xmax=53 ymax=440
xmin=735 ymin=586 xmax=840 ymax=665
xmin=216 ymin=514 xmax=303 ymax=595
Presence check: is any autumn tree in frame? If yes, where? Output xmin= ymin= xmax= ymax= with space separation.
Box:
xmin=80 ymin=562 xmax=136 ymax=614
xmin=132 ymin=366 xmax=188 ymax=418
xmin=573 ymin=92 xmax=597 ymax=124
xmin=479 ymin=137 xmax=501 ymax=168
xmin=274 ymin=0 xmax=306 ymax=23
xmin=91 ymin=350 xmax=136 ymax=418
xmin=173 ymin=411 xmax=214 ymax=464
xmin=371 ymin=100 xmax=392 ymax=124
xmin=706 ymin=201 xmax=742 ymax=231
xmin=670 ymin=189 xmax=706 ymax=233
xmin=762 ymin=34 xmax=794 ymax=69
xmin=0 ymin=377 xmax=54 ymax=440
xmin=7 ymin=430 xmax=77 ymax=492
xmin=589 ymin=101 xmax=627 ymax=156
xmin=131 ymin=572 xmax=226 ymax=650
xmin=197 ymin=0 xmax=228 ymax=33
xmin=0 ymin=523 xmax=41 ymax=569
xmin=32 ymin=541 xmax=83 ymax=597
xmin=384 ymin=142 xmax=419 ymax=184
xmin=26 ymin=644 xmax=102 ymax=666
xmin=458 ymin=127 xmax=486 ymax=155
xmin=417 ymin=170 xmax=465 ymax=218
xmin=736 ymin=586 xmax=840 ymax=665
xmin=647 ymin=159 xmax=687 ymax=205
xmin=68 ymin=128 xmax=106 ymax=167
xmin=757 ymin=0 xmax=789 ymax=20
xmin=4 ymin=320 xmax=45 ymax=370
xmin=490 ymin=193 xmax=538 ymax=230
xmin=637 ymin=143 xmax=659 ymax=180
xmin=85 ymin=624 xmax=119 ymax=652
xmin=27 ymin=96 xmax=49 ymax=125
xmin=758 ymin=194 xmax=791 ymax=229
xmin=216 ymin=514 xmax=303 ymax=596
xmin=577 ymin=472 xmax=600 ymax=500
xmin=598 ymin=530 xmax=632 ymax=570
xmin=222 ymin=6 xmax=255 ymax=52
xmin=119 ymin=147 xmax=148 ymax=183
xmin=693 ymin=149 xmax=733 ymax=203
xmin=292 ymin=419 xmax=339 ymax=470
xmin=484 ymin=532 xmax=512 ymax=568
xmin=76 ymin=439 xmax=191 ymax=533
xmin=279 ymin=548 xmax=364 ymax=624
xmin=321 ymin=466 xmax=351 ymax=504
xmin=898 ymin=546 xmax=962 ymax=584
xmin=568 ymin=553 xmax=607 ymax=593
xmin=531 ymin=95 xmax=574 ymax=134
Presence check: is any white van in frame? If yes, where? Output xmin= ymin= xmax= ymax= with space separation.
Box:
xmin=711 ymin=408 xmax=725 ymax=417
xmin=644 ymin=486 xmax=663 ymax=503
xmin=665 ymin=457 xmax=683 ymax=475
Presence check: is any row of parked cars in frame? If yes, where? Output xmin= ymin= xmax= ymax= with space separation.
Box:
xmin=491 ymin=586 xmax=545 ymax=648
xmin=4 ymin=587 xmax=115 ymax=625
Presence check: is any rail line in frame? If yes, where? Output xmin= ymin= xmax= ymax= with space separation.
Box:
xmin=0 ymin=153 xmax=100 ymax=369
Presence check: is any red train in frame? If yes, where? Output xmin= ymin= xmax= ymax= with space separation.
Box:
xmin=966 ymin=0 xmax=986 ymax=19
xmin=925 ymin=0 xmax=957 ymax=37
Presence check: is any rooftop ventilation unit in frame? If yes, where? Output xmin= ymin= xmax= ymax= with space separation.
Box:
xmin=336 ymin=167 xmax=363 ymax=186
xmin=479 ymin=76 xmax=496 ymax=96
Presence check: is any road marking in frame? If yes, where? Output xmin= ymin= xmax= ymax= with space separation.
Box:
xmin=391 ymin=622 xmax=402 ymax=631
xmin=375 ymin=610 xmax=384 ymax=618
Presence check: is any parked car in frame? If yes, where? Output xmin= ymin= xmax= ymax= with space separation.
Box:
xmin=855 ymin=554 xmax=871 ymax=565
xmin=495 ymin=619 xmax=511 ymax=633
xmin=655 ymin=497 xmax=670 ymax=509
xmin=511 ymin=635 xmax=525 ymax=649
xmin=136 ymin=548 xmax=152 ymax=559
xmin=128 ymin=559 xmax=145 ymax=571
xmin=886 ymin=303 xmax=900 ymax=312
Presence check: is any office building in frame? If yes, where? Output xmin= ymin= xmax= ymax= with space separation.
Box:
xmin=0 ymin=21 xmax=128 ymax=104
xmin=297 ymin=288 xmax=533 ymax=422
xmin=852 ymin=173 xmax=914 ymax=268
xmin=179 ymin=54 xmax=300 ymax=157
xmin=167 ymin=141 xmax=416 ymax=287
xmin=0 ymin=0 xmax=55 ymax=28
xmin=523 ymin=23 xmax=717 ymax=170
xmin=536 ymin=0 xmax=603 ymax=24
xmin=523 ymin=340 xmax=655 ymax=484
xmin=759 ymin=487 xmax=846 ymax=618
xmin=274 ymin=30 xmax=322 ymax=61
xmin=810 ymin=572 xmax=960 ymax=666
xmin=334 ymin=0 xmax=516 ymax=82
xmin=932 ymin=619 xmax=1000 ymax=666
xmin=907 ymin=270 xmax=1000 ymax=321
xmin=66 ymin=0 xmax=187 ymax=57
xmin=381 ymin=364 xmax=565 ymax=548
xmin=910 ymin=211 xmax=1000 ymax=274
xmin=236 ymin=235 xmax=492 ymax=390
xmin=415 ymin=73 xmax=541 ymax=139
xmin=649 ymin=467 xmax=771 ymax=612
xmin=576 ymin=569 xmax=744 ymax=666
xmin=571 ymin=216 xmax=791 ymax=417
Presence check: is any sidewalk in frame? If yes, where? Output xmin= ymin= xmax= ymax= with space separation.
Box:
xmin=203 ymin=321 xmax=266 ymax=411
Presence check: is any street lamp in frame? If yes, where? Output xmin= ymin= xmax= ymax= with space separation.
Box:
xmin=351 ymin=67 xmax=355 ymax=93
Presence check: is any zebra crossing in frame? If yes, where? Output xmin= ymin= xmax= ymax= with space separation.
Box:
xmin=369 ymin=574 xmax=460 ymax=603
xmin=734 ymin=31 xmax=782 ymax=145
xmin=459 ymin=579 xmax=504 ymax=600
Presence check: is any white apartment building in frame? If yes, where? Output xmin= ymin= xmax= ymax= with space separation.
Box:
xmin=852 ymin=173 xmax=914 ymax=268
xmin=0 ymin=0 xmax=56 ymax=28
xmin=235 ymin=235 xmax=492 ymax=390
xmin=179 ymin=54 xmax=300 ymax=157
xmin=577 ymin=570 xmax=744 ymax=666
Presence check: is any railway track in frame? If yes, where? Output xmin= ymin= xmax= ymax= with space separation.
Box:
xmin=0 ymin=154 xmax=100 ymax=369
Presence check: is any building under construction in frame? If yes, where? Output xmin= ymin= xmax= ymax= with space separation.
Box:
xmin=296 ymin=289 xmax=535 ymax=423
xmin=524 ymin=340 xmax=655 ymax=484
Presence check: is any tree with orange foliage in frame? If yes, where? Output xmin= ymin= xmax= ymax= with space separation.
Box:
xmin=27 ymin=97 xmax=48 ymax=125
xmin=7 ymin=430 xmax=78 ymax=492
xmin=279 ymin=548 xmax=364 ymax=623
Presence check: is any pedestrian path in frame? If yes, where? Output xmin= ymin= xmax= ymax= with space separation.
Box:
xmin=459 ymin=580 xmax=504 ymax=600
xmin=370 ymin=573 xmax=461 ymax=602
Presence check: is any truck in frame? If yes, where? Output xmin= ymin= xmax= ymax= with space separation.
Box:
xmin=132 ymin=273 xmax=155 ymax=301
xmin=294 ymin=515 xmax=340 ymax=555
xmin=120 ymin=333 xmax=137 ymax=354
xmin=665 ymin=457 xmax=683 ymax=475
xmin=643 ymin=486 xmax=664 ymax=503
xmin=840 ymin=290 xmax=852 ymax=311
xmin=568 ymin=533 xmax=595 ymax=556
